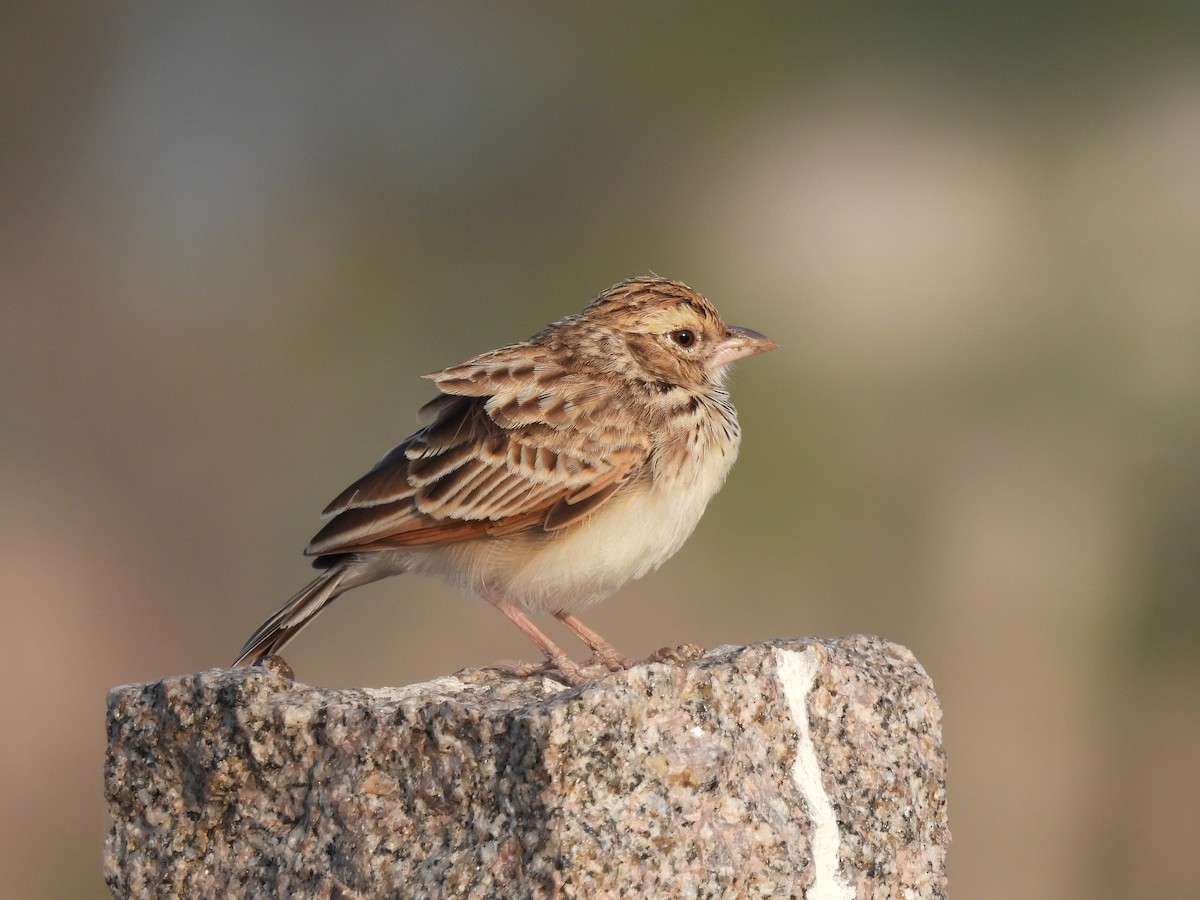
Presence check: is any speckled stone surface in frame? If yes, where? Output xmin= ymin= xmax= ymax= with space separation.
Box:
xmin=105 ymin=636 xmax=948 ymax=898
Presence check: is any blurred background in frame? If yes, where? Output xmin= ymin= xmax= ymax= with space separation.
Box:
xmin=3 ymin=4 xmax=1198 ymax=897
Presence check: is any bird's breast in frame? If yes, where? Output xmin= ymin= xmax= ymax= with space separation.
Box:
xmin=497 ymin=409 xmax=741 ymax=613
xmin=404 ymin=395 xmax=743 ymax=615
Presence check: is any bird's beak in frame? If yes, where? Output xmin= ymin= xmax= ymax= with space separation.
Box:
xmin=707 ymin=325 xmax=778 ymax=370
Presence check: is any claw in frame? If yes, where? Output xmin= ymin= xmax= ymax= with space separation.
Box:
xmin=583 ymin=648 xmax=635 ymax=672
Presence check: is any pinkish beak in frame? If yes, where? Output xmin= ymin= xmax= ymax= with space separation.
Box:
xmin=707 ymin=325 xmax=778 ymax=370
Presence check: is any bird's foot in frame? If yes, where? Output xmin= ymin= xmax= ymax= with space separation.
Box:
xmin=485 ymin=656 xmax=613 ymax=687
xmin=583 ymin=647 xmax=635 ymax=672
xmin=552 ymin=611 xmax=632 ymax=672
xmin=485 ymin=657 xmax=555 ymax=678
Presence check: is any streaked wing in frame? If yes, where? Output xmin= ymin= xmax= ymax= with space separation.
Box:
xmin=306 ymin=343 xmax=649 ymax=557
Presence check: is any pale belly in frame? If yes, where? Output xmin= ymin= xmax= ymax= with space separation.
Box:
xmin=397 ymin=439 xmax=738 ymax=614
xmin=501 ymin=478 xmax=716 ymax=612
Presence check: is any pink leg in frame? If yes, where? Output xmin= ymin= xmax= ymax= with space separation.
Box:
xmin=482 ymin=592 xmax=585 ymax=686
xmin=554 ymin=611 xmax=633 ymax=671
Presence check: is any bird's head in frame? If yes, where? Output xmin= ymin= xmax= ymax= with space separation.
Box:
xmin=568 ymin=277 xmax=777 ymax=390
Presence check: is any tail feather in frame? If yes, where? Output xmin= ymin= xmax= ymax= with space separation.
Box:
xmin=233 ymin=565 xmax=350 ymax=666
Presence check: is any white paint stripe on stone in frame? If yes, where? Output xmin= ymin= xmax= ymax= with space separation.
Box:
xmin=774 ymin=647 xmax=854 ymax=900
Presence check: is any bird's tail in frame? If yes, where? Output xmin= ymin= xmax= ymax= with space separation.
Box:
xmin=232 ymin=564 xmax=352 ymax=666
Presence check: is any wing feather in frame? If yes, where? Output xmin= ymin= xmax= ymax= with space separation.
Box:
xmin=305 ymin=343 xmax=650 ymax=559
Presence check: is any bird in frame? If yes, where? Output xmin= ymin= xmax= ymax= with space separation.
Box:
xmin=233 ymin=276 xmax=776 ymax=685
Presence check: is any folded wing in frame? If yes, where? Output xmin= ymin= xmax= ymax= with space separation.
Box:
xmin=306 ymin=342 xmax=649 ymax=558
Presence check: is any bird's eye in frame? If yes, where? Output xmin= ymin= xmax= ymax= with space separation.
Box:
xmin=670 ymin=329 xmax=696 ymax=348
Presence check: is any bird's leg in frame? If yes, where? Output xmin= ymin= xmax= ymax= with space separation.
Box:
xmin=554 ymin=611 xmax=634 ymax=671
xmin=481 ymin=591 xmax=586 ymax=686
